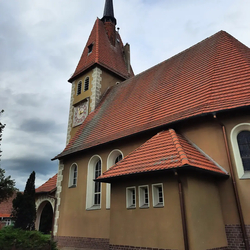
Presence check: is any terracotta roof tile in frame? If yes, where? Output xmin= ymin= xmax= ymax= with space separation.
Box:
xmin=0 ymin=194 xmax=16 ymax=218
xmin=54 ymin=31 xmax=250 ymax=160
xmin=69 ymin=18 xmax=133 ymax=82
xmin=97 ymin=129 xmax=227 ymax=181
xmin=35 ymin=174 xmax=57 ymax=193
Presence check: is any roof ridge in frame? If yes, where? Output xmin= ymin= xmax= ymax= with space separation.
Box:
xmin=169 ymin=129 xmax=189 ymax=165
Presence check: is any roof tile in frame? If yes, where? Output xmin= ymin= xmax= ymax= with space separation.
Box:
xmin=54 ymin=31 xmax=250 ymax=160
xmin=35 ymin=174 xmax=57 ymax=193
xmin=97 ymin=129 xmax=227 ymax=181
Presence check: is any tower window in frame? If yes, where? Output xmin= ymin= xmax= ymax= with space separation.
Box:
xmin=237 ymin=131 xmax=250 ymax=171
xmin=77 ymin=81 xmax=82 ymax=95
xmin=88 ymin=44 xmax=93 ymax=54
xmin=84 ymin=77 xmax=89 ymax=91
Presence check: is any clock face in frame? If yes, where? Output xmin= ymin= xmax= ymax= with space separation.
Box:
xmin=73 ymin=101 xmax=88 ymax=127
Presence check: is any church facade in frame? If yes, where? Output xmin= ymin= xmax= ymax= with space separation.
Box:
xmin=52 ymin=1 xmax=250 ymax=250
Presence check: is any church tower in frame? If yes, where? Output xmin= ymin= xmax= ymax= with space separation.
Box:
xmin=66 ymin=0 xmax=133 ymax=143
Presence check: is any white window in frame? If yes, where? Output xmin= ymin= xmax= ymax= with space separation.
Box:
xmin=139 ymin=185 xmax=149 ymax=208
xmin=230 ymin=123 xmax=250 ymax=179
xmin=77 ymin=81 xmax=82 ymax=95
xmin=5 ymin=219 xmax=12 ymax=226
xmin=126 ymin=186 xmax=136 ymax=209
xmin=86 ymin=155 xmax=102 ymax=209
xmin=152 ymin=183 xmax=164 ymax=207
xmin=106 ymin=150 xmax=123 ymax=209
xmin=84 ymin=77 xmax=89 ymax=91
xmin=68 ymin=163 xmax=78 ymax=187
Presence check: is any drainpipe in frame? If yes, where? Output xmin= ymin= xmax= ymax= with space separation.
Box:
xmin=213 ymin=114 xmax=249 ymax=250
xmin=174 ymin=171 xmax=189 ymax=250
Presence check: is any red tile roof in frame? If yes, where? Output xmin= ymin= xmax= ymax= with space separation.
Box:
xmin=54 ymin=31 xmax=250 ymax=160
xmin=0 ymin=194 xmax=16 ymax=218
xmin=97 ymin=129 xmax=227 ymax=181
xmin=69 ymin=18 xmax=133 ymax=82
xmin=35 ymin=174 xmax=57 ymax=193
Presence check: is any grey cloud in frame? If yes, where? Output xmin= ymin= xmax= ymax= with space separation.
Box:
xmin=19 ymin=118 xmax=59 ymax=134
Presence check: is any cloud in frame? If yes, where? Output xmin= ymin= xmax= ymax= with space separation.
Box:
xmin=1 ymin=0 xmax=250 ymax=191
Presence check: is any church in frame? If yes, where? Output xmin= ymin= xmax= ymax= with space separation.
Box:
xmin=52 ymin=1 xmax=250 ymax=249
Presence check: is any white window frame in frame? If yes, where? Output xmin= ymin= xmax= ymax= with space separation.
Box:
xmin=68 ymin=163 xmax=78 ymax=188
xmin=106 ymin=149 xmax=124 ymax=209
xmin=139 ymin=185 xmax=149 ymax=208
xmin=230 ymin=123 xmax=250 ymax=179
xmin=152 ymin=183 xmax=164 ymax=207
xmin=126 ymin=186 xmax=136 ymax=209
xmin=86 ymin=155 xmax=102 ymax=210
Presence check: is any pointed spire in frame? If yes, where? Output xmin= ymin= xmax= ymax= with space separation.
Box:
xmin=102 ymin=0 xmax=117 ymax=25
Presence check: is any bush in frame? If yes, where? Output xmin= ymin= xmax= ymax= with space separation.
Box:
xmin=0 ymin=226 xmax=58 ymax=250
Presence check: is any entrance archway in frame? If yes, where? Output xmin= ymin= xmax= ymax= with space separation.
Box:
xmin=35 ymin=196 xmax=55 ymax=232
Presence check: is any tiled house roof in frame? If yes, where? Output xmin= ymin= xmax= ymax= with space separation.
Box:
xmin=54 ymin=31 xmax=250 ymax=160
xmin=69 ymin=18 xmax=133 ymax=82
xmin=0 ymin=194 xmax=16 ymax=218
xmin=35 ymin=174 xmax=57 ymax=193
xmin=97 ymin=129 xmax=227 ymax=181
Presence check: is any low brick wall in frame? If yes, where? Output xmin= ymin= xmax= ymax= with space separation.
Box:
xmin=54 ymin=236 xmax=109 ymax=250
xmin=109 ymin=245 xmax=175 ymax=250
xmin=55 ymin=225 xmax=250 ymax=250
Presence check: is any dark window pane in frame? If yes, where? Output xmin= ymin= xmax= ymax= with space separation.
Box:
xmin=237 ymin=131 xmax=250 ymax=171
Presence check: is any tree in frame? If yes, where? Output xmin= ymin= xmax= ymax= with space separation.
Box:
xmin=0 ymin=110 xmax=15 ymax=203
xmin=0 ymin=168 xmax=15 ymax=203
xmin=0 ymin=110 xmax=6 ymax=160
xmin=12 ymin=171 xmax=36 ymax=230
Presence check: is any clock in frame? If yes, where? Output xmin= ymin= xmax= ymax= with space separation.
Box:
xmin=73 ymin=101 xmax=88 ymax=127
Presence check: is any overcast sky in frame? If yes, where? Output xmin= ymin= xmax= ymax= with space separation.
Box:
xmin=1 ymin=0 xmax=250 ymax=190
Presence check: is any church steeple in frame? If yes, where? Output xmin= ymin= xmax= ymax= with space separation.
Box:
xmin=102 ymin=0 xmax=117 ymax=25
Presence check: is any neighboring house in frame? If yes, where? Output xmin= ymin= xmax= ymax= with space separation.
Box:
xmin=51 ymin=0 xmax=250 ymax=250
xmin=0 ymin=194 xmax=15 ymax=229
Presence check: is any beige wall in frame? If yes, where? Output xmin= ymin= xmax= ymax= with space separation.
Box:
xmin=184 ymin=174 xmax=227 ymax=250
xmin=110 ymin=174 xmax=184 ymax=250
xmin=57 ymin=136 xmax=150 ymax=238
xmin=179 ymin=115 xmax=250 ymax=225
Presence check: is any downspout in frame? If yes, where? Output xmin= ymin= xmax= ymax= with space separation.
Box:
xmin=174 ymin=171 xmax=189 ymax=250
xmin=213 ymin=114 xmax=249 ymax=250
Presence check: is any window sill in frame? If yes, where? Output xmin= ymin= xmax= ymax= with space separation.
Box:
xmin=153 ymin=203 xmax=164 ymax=208
xmin=139 ymin=204 xmax=149 ymax=209
xmin=127 ymin=205 xmax=136 ymax=209
xmin=86 ymin=205 xmax=101 ymax=211
xmin=239 ymin=171 xmax=250 ymax=179
xmin=69 ymin=185 xmax=76 ymax=188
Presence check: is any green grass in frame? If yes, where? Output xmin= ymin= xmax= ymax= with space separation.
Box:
xmin=0 ymin=226 xmax=58 ymax=250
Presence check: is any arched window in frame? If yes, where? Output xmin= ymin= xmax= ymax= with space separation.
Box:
xmin=77 ymin=81 xmax=82 ymax=95
xmin=84 ymin=77 xmax=89 ymax=91
xmin=86 ymin=155 xmax=102 ymax=209
xmin=94 ymin=160 xmax=101 ymax=205
xmin=69 ymin=164 xmax=78 ymax=187
xmin=237 ymin=131 xmax=250 ymax=171
xmin=106 ymin=150 xmax=123 ymax=209
xmin=230 ymin=123 xmax=250 ymax=179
